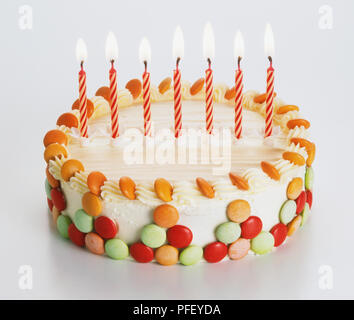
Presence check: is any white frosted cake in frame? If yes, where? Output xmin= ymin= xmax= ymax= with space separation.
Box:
xmin=43 ymin=78 xmax=315 ymax=265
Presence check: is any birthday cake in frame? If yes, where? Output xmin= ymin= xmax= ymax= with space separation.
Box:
xmin=43 ymin=77 xmax=315 ymax=265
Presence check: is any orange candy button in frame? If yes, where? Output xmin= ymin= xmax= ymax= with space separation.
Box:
xmin=229 ymin=173 xmax=249 ymax=191
xmin=276 ymin=105 xmax=299 ymax=114
xmin=290 ymin=137 xmax=313 ymax=151
xmin=254 ymin=92 xmax=276 ymax=104
xmin=158 ymin=77 xmax=172 ymax=94
xmin=287 ymin=119 xmax=310 ymax=130
xmin=287 ymin=177 xmax=303 ymax=200
xmin=224 ymin=87 xmax=236 ymax=100
xmin=306 ymin=143 xmax=316 ymax=167
xmin=85 ymin=232 xmax=105 ymax=255
xmin=119 ymin=176 xmax=136 ymax=200
xmin=46 ymin=166 xmax=59 ymax=188
xmin=153 ymin=204 xmax=179 ymax=228
xmin=228 ymin=238 xmax=250 ymax=260
xmin=227 ymin=199 xmax=251 ymax=223
xmin=44 ymin=143 xmax=68 ymax=163
xmin=43 ymin=130 xmax=68 ymax=147
xmin=283 ymin=151 xmax=306 ymax=166
xmin=190 ymin=78 xmax=205 ymax=96
xmin=287 ymin=215 xmax=302 ymax=236
xmin=95 ymin=86 xmax=111 ymax=103
xmin=61 ymin=159 xmax=84 ymax=182
xmin=56 ymin=113 xmax=79 ymax=128
xmin=155 ymin=245 xmax=179 ymax=266
xmin=261 ymin=161 xmax=280 ymax=181
xmin=87 ymin=171 xmax=107 ymax=196
xmin=196 ymin=177 xmax=215 ymax=198
xmin=125 ymin=79 xmax=142 ymax=99
xmin=72 ymin=98 xmax=94 ymax=118
xmin=154 ymin=178 xmax=173 ymax=202
xmin=82 ymin=192 xmax=102 ymax=217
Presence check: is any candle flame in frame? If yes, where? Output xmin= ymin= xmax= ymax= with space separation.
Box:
xmin=264 ymin=23 xmax=275 ymax=57
xmin=76 ymin=38 xmax=88 ymax=63
xmin=139 ymin=37 xmax=151 ymax=64
xmin=172 ymin=26 xmax=184 ymax=62
xmin=203 ymin=22 xmax=215 ymax=61
xmin=105 ymin=31 xmax=119 ymax=62
xmin=234 ymin=30 xmax=244 ymax=61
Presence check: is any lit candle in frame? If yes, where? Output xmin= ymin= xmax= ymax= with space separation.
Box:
xmin=139 ymin=37 xmax=152 ymax=137
xmin=203 ymin=22 xmax=215 ymax=135
xmin=264 ymin=23 xmax=275 ymax=138
xmin=172 ymin=26 xmax=184 ymax=138
xmin=105 ymin=31 xmax=120 ymax=139
xmin=233 ymin=30 xmax=244 ymax=139
xmin=76 ymin=38 xmax=89 ymax=138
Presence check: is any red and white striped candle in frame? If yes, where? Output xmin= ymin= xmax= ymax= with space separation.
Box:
xmin=109 ymin=64 xmax=119 ymax=138
xmin=233 ymin=31 xmax=245 ymax=139
xmin=264 ymin=23 xmax=275 ymax=138
xmin=265 ymin=63 xmax=274 ymax=137
xmin=139 ymin=37 xmax=152 ymax=136
xmin=203 ymin=22 xmax=215 ymax=135
xmin=173 ymin=67 xmax=182 ymax=137
xmin=205 ymin=66 xmax=214 ymax=134
xmin=76 ymin=39 xmax=88 ymax=138
xmin=106 ymin=32 xmax=120 ymax=139
xmin=172 ymin=26 xmax=184 ymax=138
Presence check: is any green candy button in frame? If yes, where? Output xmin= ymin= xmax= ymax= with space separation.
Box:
xmin=141 ymin=224 xmax=166 ymax=248
xmin=279 ymin=200 xmax=296 ymax=224
xmin=301 ymin=203 xmax=310 ymax=226
xmin=305 ymin=167 xmax=314 ymax=191
xmin=57 ymin=215 xmax=71 ymax=239
xmin=179 ymin=245 xmax=203 ymax=266
xmin=45 ymin=179 xmax=52 ymax=200
xmin=251 ymin=231 xmax=274 ymax=255
xmin=105 ymin=239 xmax=129 ymax=260
xmin=74 ymin=209 xmax=93 ymax=233
xmin=215 ymin=222 xmax=241 ymax=244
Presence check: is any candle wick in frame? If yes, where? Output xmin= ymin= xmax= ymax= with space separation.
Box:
xmin=80 ymin=61 xmax=84 ymax=70
xmin=207 ymin=58 xmax=211 ymax=69
xmin=238 ymin=56 xmax=242 ymax=70
xmin=111 ymin=60 xmax=115 ymax=68
xmin=144 ymin=60 xmax=147 ymax=72
xmin=176 ymin=57 xmax=180 ymax=70
xmin=268 ymin=56 xmax=273 ymax=68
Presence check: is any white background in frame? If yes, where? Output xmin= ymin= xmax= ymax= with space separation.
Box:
xmin=1 ymin=0 xmax=354 ymax=299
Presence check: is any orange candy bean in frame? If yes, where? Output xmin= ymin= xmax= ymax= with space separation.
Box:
xmin=153 ymin=204 xmax=179 ymax=228
xmin=72 ymin=98 xmax=94 ymax=118
xmin=190 ymin=78 xmax=205 ymax=96
xmin=125 ymin=79 xmax=142 ymax=99
xmin=46 ymin=166 xmax=59 ymax=188
xmin=283 ymin=151 xmax=306 ymax=166
xmin=154 ymin=178 xmax=173 ymax=202
xmin=261 ymin=161 xmax=280 ymax=181
xmin=85 ymin=232 xmax=105 ymax=255
xmin=44 ymin=143 xmax=68 ymax=163
xmin=158 ymin=77 xmax=172 ymax=94
xmin=287 ymin=119 xmax=310 ymax=130
xmin=196 ymin=177 xmax=215 ymax=198
xmin=95 ymin=86 xmax=111 ymax=103
xmin=61 ymin=159 xmax=84 ymax=182
xmin=227 ymin=199 xmax=251 ymax=223
xmin=87 ymin=171 xmax=107 ymax=196
xmin=229 ymin=173 xmax=249 ymax=191
xmin=276 ymin=105 xmax=299 ymax=114
xmin=82 ymin=192 xmax=102 ymax=216
xmin=287 ymin=215 xmax=302 ymax=236
xmin=119 ymin=176 xmax=136 ymax=200
xmin=287 ymin=177 xmax=303 ymax=200
xmin=43 ymin=130 xmax=68 ymax=147
xmin=155 ymin=245 xmax=179 ymax=266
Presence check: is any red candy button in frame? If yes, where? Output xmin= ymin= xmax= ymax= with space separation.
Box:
xmin=50 ymin=188 xmax=66 ymax=211
xmin=47 ymin=198 xmax=53 ymax=211
xmin=306 ymin=190 xmax=313 ymax=209
xmin=94 ymin=216 xmax=118 ymax=239
xmin=203 ymin=241 xmax=228 ymax=263
xmin=241 ymin=216 xmax=263 ymax=239
xmin=296 ymin=191 xmax=307 ymax=214
xmin=166 ymin=225 xmax=193 ymax=248
xmin=68 ymin=223 xmax=85 ymax=247
xmin=270 ymin=223 xmax=288 ymax=247
xmin=130 ymin=242 xmax=154 ymax=263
